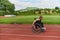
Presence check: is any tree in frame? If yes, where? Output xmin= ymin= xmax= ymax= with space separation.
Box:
xmin=0 ymin=0 xmax=15 ymax=15
xmin=55 ymin=7 xmax=60 ymax=14
xmin=55 ymin=7 xmax=59 ymax=10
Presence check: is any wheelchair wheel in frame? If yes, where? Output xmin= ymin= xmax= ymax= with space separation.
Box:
xmin=32 ymin=26 xmax=42 ymax=33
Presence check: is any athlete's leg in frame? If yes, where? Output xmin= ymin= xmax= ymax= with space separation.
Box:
xmin=41 ymin=22 xmax=44 ymax=27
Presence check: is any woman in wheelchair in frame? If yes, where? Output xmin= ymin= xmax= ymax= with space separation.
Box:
xmin=32 ymin=16 xmax=45 ymax=32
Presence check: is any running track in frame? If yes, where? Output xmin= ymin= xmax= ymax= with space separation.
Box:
xmin=0 ymin=24 xmax=60 ymax=40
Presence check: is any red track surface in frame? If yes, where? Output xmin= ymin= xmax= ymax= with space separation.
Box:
xmin=0 ymin=16 xmax=5 ymax=18
xmin=0 ymin=24 xmax=60 ymax=40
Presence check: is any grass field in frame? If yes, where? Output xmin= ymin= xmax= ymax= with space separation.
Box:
xmin=0 ymin=15 xmax=60 ymax=24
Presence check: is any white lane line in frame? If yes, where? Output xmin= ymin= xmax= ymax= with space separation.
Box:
xmin=0 ymin=33 xmax=60 ymax=38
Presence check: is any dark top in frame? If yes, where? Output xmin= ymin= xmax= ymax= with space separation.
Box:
xmin=34 ymin=20 xmax=41 ymax=25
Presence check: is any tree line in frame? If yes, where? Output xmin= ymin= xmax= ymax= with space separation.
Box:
xmin=0 ymin=0 xmax=60 ymax=16
xmin=15 ymin=7 xmax=60 ymax=15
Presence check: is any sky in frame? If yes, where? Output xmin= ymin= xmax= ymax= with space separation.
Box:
xmin=9 ymin=0 xmax=60 ymax=10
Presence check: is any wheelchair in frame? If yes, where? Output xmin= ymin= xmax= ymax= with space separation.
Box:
xmin=32 ymin=24 xmax=45 ymax=33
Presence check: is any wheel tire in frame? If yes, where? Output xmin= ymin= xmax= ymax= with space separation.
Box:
xmin=32 ymin=26 xmax=41 ymax=33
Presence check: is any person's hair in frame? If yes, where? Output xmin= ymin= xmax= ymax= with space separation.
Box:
xmin=39 ymin=15 xmax=43 ymax=18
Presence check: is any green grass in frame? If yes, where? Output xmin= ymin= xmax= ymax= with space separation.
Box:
xmin=43 ymin=15 xmax=60 ymax=24
xmin=0 ymin=15 xmax=60 ymax=24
